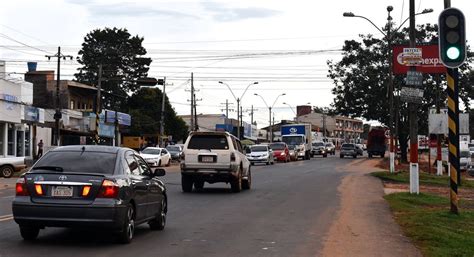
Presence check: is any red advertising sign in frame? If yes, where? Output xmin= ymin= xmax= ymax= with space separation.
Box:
xmin=392 ymin=45 xmax=447 ymax=74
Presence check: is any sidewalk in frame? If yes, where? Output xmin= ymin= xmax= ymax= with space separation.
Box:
xmin=321 ymin=158 xmax=422 ymax=257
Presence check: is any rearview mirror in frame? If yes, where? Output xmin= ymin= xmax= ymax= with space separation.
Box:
xmin=151 ymin=168 xmax=166 ymax=177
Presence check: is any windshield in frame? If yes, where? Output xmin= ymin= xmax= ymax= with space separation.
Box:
xmin=312 ymin=142 xmax=325 ymax=147
xmin=166 ymin=146 xmax=180 ymax=151
xmin=251 ymin=146 xmax=268 ymax=152
xmin=288 ymin=145 xmax=295 ymax=150
xmin=141 ymin=148 xmax=161 ymax=155
xmin=32 ymin=151 xmax=117 ymax=174
xmin=342 ymin=144 xmax=355 ymax=149
xmin=188 ymin=135 xmax=229 ymax=150
xmin=282 ymin=136 xmax=304 ymax=146
xmin=460 ymin=151 xmax=470 ymax=158
xmin=269 ymin=143 xmax=286 ymax=150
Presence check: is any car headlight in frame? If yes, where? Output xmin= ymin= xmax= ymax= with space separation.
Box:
xmin=280 ymin=152 xmax=285 ymax=156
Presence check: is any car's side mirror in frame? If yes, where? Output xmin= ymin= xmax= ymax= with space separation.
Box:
xmin=151 ymin=168 xmax=166 ymax=177
xmin=245 ymin=148 xmax=251 ymax=153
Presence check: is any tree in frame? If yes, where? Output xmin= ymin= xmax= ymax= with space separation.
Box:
xmin=328 ymin=23 xmax=473 ymax=162
xmin=75 ymin=27 xmax=152 ymax=106
xmin=127 ymin=88 xmax=189 ymax=142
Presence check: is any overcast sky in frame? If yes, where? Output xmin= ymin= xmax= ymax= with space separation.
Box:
xmin=1 ymin=0 xmax=472 ymax=127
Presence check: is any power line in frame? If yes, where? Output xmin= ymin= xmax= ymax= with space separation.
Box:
xmin=0 ymin=33 xmax=52 ymax=54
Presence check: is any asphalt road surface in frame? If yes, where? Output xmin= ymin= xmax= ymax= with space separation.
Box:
xmin=0 ymin=154 xmax=361 ymax=257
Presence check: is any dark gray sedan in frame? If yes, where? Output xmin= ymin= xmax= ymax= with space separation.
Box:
xmin=12 ymin=145 xmax=167 ymax=244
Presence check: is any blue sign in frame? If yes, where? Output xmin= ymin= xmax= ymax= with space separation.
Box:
xmin=99 ymin=124 xmax=115 ymax=138
xmin=281 ymin=125 xmax=306 ymax=135
xmin=105 ymin=110 xmax=131 ymax=126
xmin=216 ymin=124 xmax=233 ymax=132
xmin=24 ymin=106 xmax=39 ymax=122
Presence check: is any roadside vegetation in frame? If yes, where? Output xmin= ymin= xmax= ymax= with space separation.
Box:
xmin=385 ymin=193 xmax=474 ymax=257
xmin=371 ymin=170 xmax=474 ymax=188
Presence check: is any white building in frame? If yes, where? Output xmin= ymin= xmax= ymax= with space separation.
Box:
xmin=0 ymin=61 xmax=50 ymax=159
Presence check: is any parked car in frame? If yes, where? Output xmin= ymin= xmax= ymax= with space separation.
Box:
xmin=1 ymin=157 xmax=26 ymax=178
xmin=355 ymin=144 xmax=364 ymax=156
xmin=166 ymin=145 xmax=183 ymax=161
xmin=246 ymin=144 xmax=274 ymax=165
xmin=140 ymin=147 xmax=171 ymax=167
xmin=460 ymin=148 xmax=471 ymax=171
xmin=12 ymin=145 xmax=167 ymax=243
xmin=288 ymin=145 xmax=298 ymax=161
xmin=325 ymin=143 xmax=336 ymax=155
xmin=311 ymin=141 xmax=327 ymax=158
xmin=340 ymin=143 xmax=358 ymax=158
xmin=269 ymin=142 xmax=290 ymax=162
xmin=180 ymin=131 xmax=251 ymax=193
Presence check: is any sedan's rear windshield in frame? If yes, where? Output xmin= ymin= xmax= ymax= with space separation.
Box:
xmin=251 ymin=146 xmax=268 ymax=152
xmin=32 ymin=151 xmax=117 ymax=174
xmin=187 ymin=135 xmax=229 ymax=150
xmin=342 ymin=144 xmax=354 ymax=148
xmin=141 ymin=148 xmax=161 ymax=155
xmin=269 ymin=143 xmax=285 ymax=150
xmin=166 ymin=146 xmax=180 ymax=151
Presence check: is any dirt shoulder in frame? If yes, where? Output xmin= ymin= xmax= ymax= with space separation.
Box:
xmin=321 ymin=159 xmax=422 ymax=257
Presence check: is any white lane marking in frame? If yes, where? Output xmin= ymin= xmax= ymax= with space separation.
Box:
xmin=0 ymin=214 xmax=13 ymax=221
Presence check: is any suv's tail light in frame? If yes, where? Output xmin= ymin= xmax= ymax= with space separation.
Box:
xmin=230 ymin=152 xmax=236 ymax=162
xmin=15 ymin=177 xmax=29 ymax=196
xmin=97 ymin=180 xmax=119 ymax=198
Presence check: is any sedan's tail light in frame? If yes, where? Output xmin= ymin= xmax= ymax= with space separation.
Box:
xmin=97 ymin=180 xmax=119 ymax=198
xmin=82 ymin=185 xmax=92 ymax=197
xmin=230 ymin=152 xmax=236 ymax=162
xmin=15 ymin=177 xmax=29 ymax=196
xmin=35 ymin=184 xmax=44 ymax=195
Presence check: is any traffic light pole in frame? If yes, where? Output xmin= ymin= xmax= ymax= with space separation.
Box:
xmin=443 ymin=0 xmax=459 ymax=214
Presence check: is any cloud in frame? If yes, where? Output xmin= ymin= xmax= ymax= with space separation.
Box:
xmin=202 ymin=1 xmax=280 ymax=22
xmin=66 ymin=1 xmax=199 ymax=19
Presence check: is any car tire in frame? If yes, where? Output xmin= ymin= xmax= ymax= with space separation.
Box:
xmin=1 ymin=165 xmax=14 ymax=178
xmin=194 ymin=180 xmax=204 ymax=190
xmin=323 ymin=154 xmax=327 ymax=158
xmin=368 ymin=153 xmax=373 ymax=158
xmin=149 ymin=198 xmax=166 ymax=231
xmin=381 ymin=153 xmax=385 ymax=158
xmin=19 ymin=226 xmax=40 ymax=241
xmin=181 ymin=175 xmax=193 ymax=193
xmin=242 ymin=168 xmax=251 ymax=190
xmin=157 ymin=160 xmax=161 ymax=167
xmin=266 ymin=161 xmax=270 ymax=165
xmin=231 ymin=168 xmax=242 ymax=193
xmin=353 ymin=154 xmax=357 ymax=159
xmin=340 ymin=155 xmax=344 ymax=158
xmin=117 ymin=205 xmax=135 ymax=244
xmin=166 ymin=159 xmax=171 ymax=167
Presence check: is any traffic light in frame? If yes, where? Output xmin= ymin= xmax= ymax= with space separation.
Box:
xmin=438 ymin=8 xmax=466 ymax=68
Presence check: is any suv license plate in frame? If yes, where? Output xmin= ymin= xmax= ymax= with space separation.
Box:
xmin=52 ymin=186 xmax=73 ymax=197
xmin=201 ymin=156 xmax=214 ymax=163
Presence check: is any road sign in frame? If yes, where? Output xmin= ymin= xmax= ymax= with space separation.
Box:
xmin=406 ymin=71 xmax=423 ymax=86
xmin=402 ymin=48 xmax=423 ymax=65
xmin=400 ymin=87 xmax=423 ymax=103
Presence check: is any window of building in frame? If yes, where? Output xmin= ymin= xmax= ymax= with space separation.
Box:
xmin=70 ymin=100 xmax=75 ymax=109
xmin=24 ymin=127 xmax=30 ymax=157
xmin=16 ymin=130 xmax=24 ymax=157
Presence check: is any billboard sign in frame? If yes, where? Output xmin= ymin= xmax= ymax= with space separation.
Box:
xmin=393 ymin=45 xmax=447 ymax=74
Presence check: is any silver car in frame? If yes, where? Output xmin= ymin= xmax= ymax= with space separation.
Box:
xmin=246 ymin=145 xmax=274 ymax=165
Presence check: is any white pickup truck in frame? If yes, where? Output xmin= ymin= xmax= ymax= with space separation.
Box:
xmin=0 ymin=157 xmax=26 ymax=178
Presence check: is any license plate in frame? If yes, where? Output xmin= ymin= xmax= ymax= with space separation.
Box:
xmin=201 ymin=156 xmax=214 ymax=163
xmin=52 ymin=186 xmax=73 ymax=197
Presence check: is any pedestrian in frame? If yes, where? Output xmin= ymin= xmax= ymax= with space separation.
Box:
xmin=37 ymin=139 xmax=44 ymax=159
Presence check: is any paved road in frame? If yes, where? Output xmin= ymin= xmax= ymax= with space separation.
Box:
xmin=0 ymin=155 xmax=360 ymax=257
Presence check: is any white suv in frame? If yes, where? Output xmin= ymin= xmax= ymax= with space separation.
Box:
xmin=180 ymin=131 xmax=251 ymax=193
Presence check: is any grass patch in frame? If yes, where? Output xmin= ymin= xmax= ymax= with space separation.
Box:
xmin=371 ymin=171 xmax=474 ymax=188
xmin=385 ymin=193 xmax=474 ymax=257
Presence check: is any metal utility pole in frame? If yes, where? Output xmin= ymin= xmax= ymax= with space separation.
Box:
xmin=408 ymin=0 xmax=419 ymax=194
xmin=45 ymin=46 xmax=72 ymax=146
xmin=387 ymin=6 xmax=395 ymax=174
xmin=322 ymin=113 xmax=327 ymax=138
xmin=159 ymin=77 xmax=166 ymax=147
xmin=190 ymin=73 xmax=194 ymax=131
xmin=95 ymin=65 xmax=103 ymax=145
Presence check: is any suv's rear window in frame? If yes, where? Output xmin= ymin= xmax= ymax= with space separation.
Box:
xmin=342 ymin=144 xmax=354 ymax=148
xmin=32 ymin=151 xmax=117 ymax=174
xmin=187 ymin=135 xmax=229 ymax=150
xmin=269 ymin=143 xmax=285 ymax=150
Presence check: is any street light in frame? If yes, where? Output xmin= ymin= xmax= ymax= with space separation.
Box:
xmin=255 ymin=93 xmax=285 ymax=142
xmin=343 ymin=6 xmax=433 ymax=173
xmin=139 ymin=77 xmax=168 ymax=147
xmin=219 ymin=81 xmax=258 ymax=139
xmin=283 ymin=102 xmax=296 ymax=120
